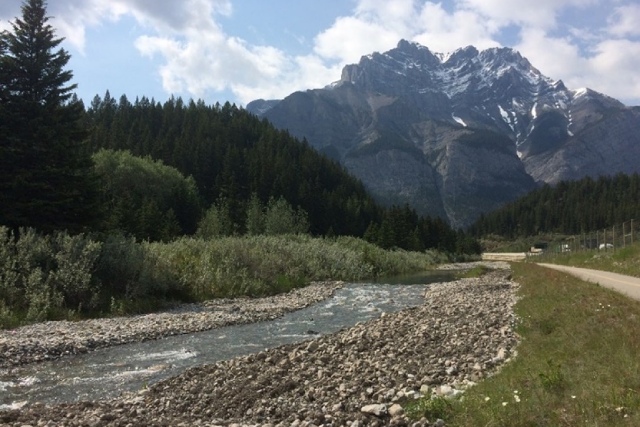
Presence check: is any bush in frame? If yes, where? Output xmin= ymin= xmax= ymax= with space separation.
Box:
xmin=1 ymin=228 xmax=447 ymax=327
xmin=93 ymin=149 xmax=201 ymax=240
xmin=140 ymin=234 xmax=444 ymax=299
xmin=0 ymin=227 xmax=102 ymax=325
xmin=93 ymin=233 xmax=146 ymax=297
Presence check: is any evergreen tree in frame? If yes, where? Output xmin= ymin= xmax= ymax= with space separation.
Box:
xmin=469 ymin=173 xmax=640 ymax=238
xmin=0 ymin=0 xmax=99 ymax=234
xmin=196 ymin=199 xmax=236 ymax=239
xmin=246 ymin=193 xmax=265 ymax=235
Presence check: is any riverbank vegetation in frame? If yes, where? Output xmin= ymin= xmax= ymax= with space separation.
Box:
xmin=409 ymin=262 xmax=640 ymax=426
xmin=0 ymin=227 xmax=449 ymax=328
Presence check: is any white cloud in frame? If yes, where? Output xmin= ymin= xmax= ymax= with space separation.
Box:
xmin=587 ymin=39 xmax=640 ymax=99
xmin=0 ymin=0 xmax=231 ymax=53
xmin=136 ymin=32 xmax=290 ymax=98
xmin=515 ymin=28 xmax=586 ymax=82
xmin=313 ymin=16 xmax=401 ymax=63
xmin=516 ymin=28 xmax=640 ymax=104
xmin=413 ymin=3 xmax=500 ymax=52
xmin=608 ymin=4 xmax=640 ymax=37
xmin=460 ymin=0 xmax=596 ymax=29
xmin=231 ymin=54 xmax=341 ymax=103
xmin=2 ymin=0 xmax=640 ymax=106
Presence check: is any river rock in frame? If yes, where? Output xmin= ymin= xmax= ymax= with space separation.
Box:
xmin=0 ymin=281 xmax=343 ymax=369
xmin=361 ymin=404 xmax=388 ymax=417
xmin=1 ymin=263 xmax=519 ymax=427
xmin=389 ymin=403 xmax=404 ymax=417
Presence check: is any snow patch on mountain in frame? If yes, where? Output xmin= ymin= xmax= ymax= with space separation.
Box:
xmin=452 ymin=114 xmax=467 ymax=127
xmin=498 ymin=104 xmax=516 ymax=132
xmin=573 ymin=88 xmax=588 ymax=98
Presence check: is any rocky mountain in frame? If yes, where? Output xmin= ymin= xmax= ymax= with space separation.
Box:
xmin=247 ymin=40 xmax=640 ymax=228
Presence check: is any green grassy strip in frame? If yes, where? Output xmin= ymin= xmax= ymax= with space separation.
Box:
xmin=535 ymin=241 xmax=640 ymax=278
xmin=409 ymin=262 xmax=640 ymax=426
xmin=456 ymin=264 xmax=492 ymax=279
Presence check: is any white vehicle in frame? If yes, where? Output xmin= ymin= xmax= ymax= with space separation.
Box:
xmin=599 ymin=243 xmax=614 ymax=250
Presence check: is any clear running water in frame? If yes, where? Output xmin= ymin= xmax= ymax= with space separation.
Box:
xmin=0 ymin=272 xmax=454 ymax=409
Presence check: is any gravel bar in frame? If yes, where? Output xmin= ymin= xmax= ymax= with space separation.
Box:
xmin=1 ymin=263 xmax=520 ymax=426
xmin=0 ymin=281 xmax=343 ymax=369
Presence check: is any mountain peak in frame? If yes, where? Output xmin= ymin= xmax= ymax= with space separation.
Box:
xmin=446 ymin=45 xmax=479 ymax=63
xmin=247 ymin=40 xmax=637 ymax=228
xmin=396 ymin=39 xmax=433 ymax=55
xmin=338 ymin=41 xmax=554 ymax=114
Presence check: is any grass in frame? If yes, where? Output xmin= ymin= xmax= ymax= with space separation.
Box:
xmin=410 ymin=262 xmax=640 ymax=426
xmin=457 ymin=264 xmax=492 ymax=279
xmin=536 ymin=241 xmax=640 ymax=278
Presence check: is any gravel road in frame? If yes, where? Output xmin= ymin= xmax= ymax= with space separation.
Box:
xmin=538 ymin=263 xmax=640 ymax=301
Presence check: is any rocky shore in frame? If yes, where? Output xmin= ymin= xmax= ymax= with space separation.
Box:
xmin=0 ymin=281 xmax=343 ymax=369
xmin=1 ymin=264 xmax=520 ymax=426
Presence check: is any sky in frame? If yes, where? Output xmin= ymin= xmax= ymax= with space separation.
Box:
xmin=1 ymin=0 xmax=640 ymax=107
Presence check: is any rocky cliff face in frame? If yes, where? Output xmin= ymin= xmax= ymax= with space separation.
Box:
xmin=247 ymin=40 xmax=639 ymax=228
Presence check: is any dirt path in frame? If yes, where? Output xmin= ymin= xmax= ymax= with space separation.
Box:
xmin=538 ymin=263 xmax=640 ymax=301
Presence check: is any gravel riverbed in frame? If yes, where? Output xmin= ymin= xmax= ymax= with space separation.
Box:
xmin=0 ymin=282 xmax=343 ymax=369
xmin=0 ymin=263 xmax=520 ymax=427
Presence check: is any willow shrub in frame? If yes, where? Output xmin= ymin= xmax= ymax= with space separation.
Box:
xmin=143 ymin=234 xmax=447 ymax=299
xmin=1 ymin=228 xmax=447 ymax=326
xmin=0 ymin=227 xmax=102 ymax=327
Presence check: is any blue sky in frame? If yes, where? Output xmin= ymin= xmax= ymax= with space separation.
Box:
xmin=2 ymin=0 xmax=639 ymax=106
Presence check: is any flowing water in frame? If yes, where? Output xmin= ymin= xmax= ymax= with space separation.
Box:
xmin=0 ymin=271 xmax=455 ymax=409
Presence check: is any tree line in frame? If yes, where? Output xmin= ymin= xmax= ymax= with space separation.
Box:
xmin=469 ymin=173 xmax=640 ymax=238
xmin=85 ymin=93 xmax=381 ymax=238
xmin=0 ymin=0 xmax=478 ymax=325
xmin=0 ymin=0 xmax=478 ymax=254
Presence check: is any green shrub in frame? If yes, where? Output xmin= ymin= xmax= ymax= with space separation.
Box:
xmin=1 ymin=228 xmax=446 ymax=326
xmin=94 ymin=233 xmax=145 ymax=297
xmin=0 ymin=227 xmax=102 ymax=325
xmin=139 ymin=234 xmax=443 ymax=299
xmin=405 ymin=396 xmax=454 ymax=420
xmin=93 ymin=149 xmax=201 ymax=240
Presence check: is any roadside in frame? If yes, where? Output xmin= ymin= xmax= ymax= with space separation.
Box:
xmin=538 ymin=263 xmax=640 ymax=302
xmin=532 ymin=242 xmax=640 ymax=278
xmin=443 ymin=262 xmax=640 ymax=426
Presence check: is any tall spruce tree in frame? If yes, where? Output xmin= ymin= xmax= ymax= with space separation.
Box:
xmin=0 ymin=0 xmax=98 ymax=234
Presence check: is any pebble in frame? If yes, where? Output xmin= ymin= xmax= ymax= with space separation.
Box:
xmin=1 ymin=263 xmax=520 ymax=427
xmin=0 ymin=282 xmax=343 ymax=369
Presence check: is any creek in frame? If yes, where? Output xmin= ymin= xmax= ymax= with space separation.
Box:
xmin=0 ymin=271 xmax=455 ymax=409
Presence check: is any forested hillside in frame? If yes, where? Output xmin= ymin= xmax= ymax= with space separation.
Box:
xmin=84 ymin=93 xmax=470 ymax=253
xmin=85 ymin=93 xmax=380 ymax=237
xmin=469 ymin=173 xmax=640 ymax=237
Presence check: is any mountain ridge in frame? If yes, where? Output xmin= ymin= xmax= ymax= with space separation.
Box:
xmin=248 ymin=40 xmax=640 ymax=228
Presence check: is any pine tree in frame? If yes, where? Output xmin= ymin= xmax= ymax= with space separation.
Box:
xmin=0 ymin=0 xmax=99 ymax=234
xmin=246 ymin=193 xmax=265 ymax=235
